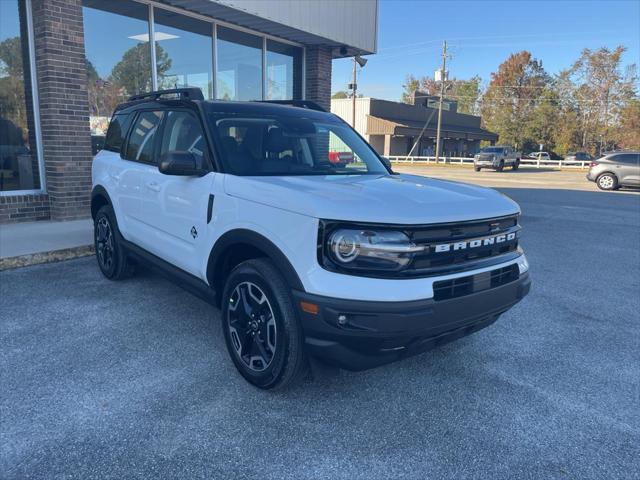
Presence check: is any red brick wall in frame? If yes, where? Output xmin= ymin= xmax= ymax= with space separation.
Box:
xmin=305 ymin=46 xmax=333 ymax=111
xmin=0 ymin=194 xmax=50 ymax=223
xmin=31 ymin=0 xmax=93 ymax=221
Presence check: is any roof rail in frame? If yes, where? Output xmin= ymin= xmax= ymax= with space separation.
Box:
xmin=259 ymin=100 xmax=326 ymax=112
xmin=127 ymin=88 xmax=204 ymax=102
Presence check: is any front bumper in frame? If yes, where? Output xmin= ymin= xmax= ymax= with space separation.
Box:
xmin=294 ymin=272 xmax=530 ymax=370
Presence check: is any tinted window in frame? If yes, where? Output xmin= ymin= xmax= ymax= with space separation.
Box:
xmin=216 ymin=26 xmax=262 ymax=101
xmin=104 ymin=114 xmax=131 ymax=153
xmin=266 ymin=40 xmax=303 ymax=100
xmin=609 ymin=154 xmax=638 ymax=165
xmin=153 ymin=8 xmax=213 ymax=99
xmin=82 ymin=0 xmax=151 ymax=137
xmin=124 ymin=111 xmax=163 ymax=164
xmin=1 ymin=0 xmax=42 ymax=191
xmin=160 ymin=111 xmax=207 ymax=168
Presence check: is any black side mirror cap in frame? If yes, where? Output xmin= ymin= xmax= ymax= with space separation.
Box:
xmin=159 ymin=151 xmax=206 ymax=176
xmin=380 ymin=156 xmax=397 ymax=174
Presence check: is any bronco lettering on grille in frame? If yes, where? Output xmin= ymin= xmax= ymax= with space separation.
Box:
xmin=434 ymin=232 xmax=517 ymax=253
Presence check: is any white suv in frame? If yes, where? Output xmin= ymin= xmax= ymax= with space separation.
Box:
xmin=91 ymin=88 xmax=531 ymax=389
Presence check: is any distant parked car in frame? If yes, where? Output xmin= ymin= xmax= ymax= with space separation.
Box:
xmin=586 ymin=151 xmax=640 ymax=190
xmin=526 ymin=152 xmax=551 ymax=163
xmin=564 ymin=151 xmax=593 ymax=164
xmin=328 ymin=150 xmax=354 ymax=166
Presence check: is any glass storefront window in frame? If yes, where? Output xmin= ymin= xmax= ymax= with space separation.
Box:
xmin=216 ymin=26 xmax=263 ymax=101
xmin=0 ymin=0 xmax=41 ymax=192
xmin=266 ymin=40 xmax=302 ymax=100
xmin=153 ymin=8 xmax=213 ymax=99
xmin=82 ymin=0 xmax=151 ymax=138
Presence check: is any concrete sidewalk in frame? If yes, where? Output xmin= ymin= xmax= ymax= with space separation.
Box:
xmin=0 ymin=218 xmax=93 ymax=269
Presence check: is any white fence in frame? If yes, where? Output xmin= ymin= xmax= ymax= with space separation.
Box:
xmin=387 ymin=156 xmax=591 ymax=169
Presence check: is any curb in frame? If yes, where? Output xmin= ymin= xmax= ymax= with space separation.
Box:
xmin=0 ymin=245 xmax=95 ymax=271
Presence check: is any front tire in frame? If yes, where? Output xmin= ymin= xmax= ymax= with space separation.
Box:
xmin=596 ymin=173 xmax=618 ymax=190
xmin=474 ymin=166 xmax=481 ymax=172
xmin=221 ymin=258 xmax=307 ymax=390
xmin=94 ymin=205 xmax=134 ymax=280
xmin=496 ymin=160 xmax=505 ymax=172
xmin=513 ymin=159 xmax=520 ymax=170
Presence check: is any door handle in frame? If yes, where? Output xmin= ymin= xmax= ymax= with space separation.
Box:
xmin=146 ymin=181 xmax=160 ymax=192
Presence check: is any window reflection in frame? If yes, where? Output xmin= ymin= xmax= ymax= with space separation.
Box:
xmin=153 ymin=8 xmax=213 ymax=99
xmin=216 ymin=26 xmax=262 ymax=101
xmin=0 ymin=0 xmax=40 ymax=191
xmin=266 ymin=40 xmax=302 ymax=100
xmin=82 ymin=0 xmax=152 ymax=137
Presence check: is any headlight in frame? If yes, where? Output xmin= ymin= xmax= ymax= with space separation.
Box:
xmin=326 ymin=228 xmax=423 ymax=272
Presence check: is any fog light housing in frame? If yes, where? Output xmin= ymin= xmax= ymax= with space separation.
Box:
xmin=517 ymin=255 xmax=529 ymax=274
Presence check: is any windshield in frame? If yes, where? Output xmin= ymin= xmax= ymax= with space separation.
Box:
xmin=206 ymin=114 xmax=388 ymax=176
xmin=480 ymin=147 xmax=503 ymax=153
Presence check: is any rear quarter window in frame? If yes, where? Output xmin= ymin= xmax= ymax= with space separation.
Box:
xmin=104 ymin=114 xmax=131 ymax=153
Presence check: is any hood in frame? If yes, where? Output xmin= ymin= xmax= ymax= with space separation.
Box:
xmin=224 ymin=173 xmax=520 ymax=224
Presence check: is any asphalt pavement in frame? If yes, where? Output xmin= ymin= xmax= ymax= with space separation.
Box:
xmin=1 ymin=181 xmax=639 ymax=479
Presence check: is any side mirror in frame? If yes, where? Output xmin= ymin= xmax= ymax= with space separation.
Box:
xmin=159 ymin=151 xmax=205 ymax=176
xmin=380 ymin=156 xmax=396 ymax=174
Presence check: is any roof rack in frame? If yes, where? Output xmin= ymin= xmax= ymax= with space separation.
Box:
xmin=259 ymin=100 xmax=326 ymax=112
xmin=127 ymin=88 xmax=204 ymax=102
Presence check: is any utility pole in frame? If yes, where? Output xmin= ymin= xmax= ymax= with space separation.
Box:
xmin=434 ymin=40 xmax=447 ymax=163
xmin=351 ymin=57 xmax=357 ymax=128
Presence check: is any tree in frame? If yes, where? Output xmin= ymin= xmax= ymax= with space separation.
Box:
xmin=612 ymin=98 xmax=640 ymax=150
xmin=563 ymin=46 xmax=637 ymax=153
xmin=401 ymin=74 xmax=426 ymax=103
xmin=331 ymin=91 xmax=349 ymax=99
xmin=451 ymin=76 xmax=482 ymax=115
xmin=110 ymin=43 xmax=171 ymax=97
xmin=526 ymin=87 xmax=560 ymax=153
xmin=481 ymin=51 xmax=548 ymax=149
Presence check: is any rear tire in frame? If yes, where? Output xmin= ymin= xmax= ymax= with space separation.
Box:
xmin=94 ymin=205 xmax=134 ymax=280
xmin=496 ymin=160 xmax=505 ymax=172
xmin=221 ymin=258 xmax=307 ymax=390
xmin=596 ymin=173 xmax=618 ymax=191
xmin=513 ymin=159 xmax=520 ymax=170
xmin=474 ymin=166 xmax=481 ymax=172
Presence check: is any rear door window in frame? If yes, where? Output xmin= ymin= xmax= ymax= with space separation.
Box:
xmin=124 ymin=111 xmax=164 ymax=164
xmin=104 ymin=113 xmax=131 ymax=153
xmin=609 ymin=154 xmax=639 ymax=165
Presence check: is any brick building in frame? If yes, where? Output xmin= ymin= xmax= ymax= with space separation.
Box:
xmin=0 ymin=0 xmax=378 ymax=223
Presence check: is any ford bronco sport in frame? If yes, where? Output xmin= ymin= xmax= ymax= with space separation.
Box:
xmin=91 ymin=88 xmax=531 ymax=389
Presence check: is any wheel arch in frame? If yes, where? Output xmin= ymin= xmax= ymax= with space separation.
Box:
xmin=207 ymin=229 xmax=305 ymax=304
xmin=91 ymin=185 xmax=113 ymax=220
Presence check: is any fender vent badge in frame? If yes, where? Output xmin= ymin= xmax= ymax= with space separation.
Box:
xmin=190 ymin=226 xmax=198 ymax=239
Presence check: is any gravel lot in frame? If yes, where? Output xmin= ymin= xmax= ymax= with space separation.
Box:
xmin=2 ymin=178 xmax=639 ymax=479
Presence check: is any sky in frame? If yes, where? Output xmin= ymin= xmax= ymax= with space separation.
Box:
xmin=332 ymin=0 xmax=640 ymax=101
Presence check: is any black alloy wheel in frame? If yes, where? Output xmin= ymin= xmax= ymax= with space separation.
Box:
xmin=227 ymin=281 xmax=278 ymax=372
xmin=94 ymin=205 xmax=134 ymax=280
xmin=95 ymin=216 xmax=114 ymax=273
xmin=221 ymin=259 xmax=307 ymax=389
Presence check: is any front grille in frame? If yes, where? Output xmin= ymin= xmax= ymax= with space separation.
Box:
xmin=318 ymin=214 xmax=521 ymax=279
xmin=433 ymin=264 xmax=519 ymax=301
xmin=406 ymin=214 xmax=520 ymax=276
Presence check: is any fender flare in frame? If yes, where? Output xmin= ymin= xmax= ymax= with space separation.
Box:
xmin=207 ymin=229 xmax=305 ymax=292
xmin=91 ymin=185 xmax=113 ymax=219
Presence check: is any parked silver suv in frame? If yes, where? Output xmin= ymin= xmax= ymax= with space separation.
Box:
xmin=586 ymin=151 xmax=640 ymax=190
